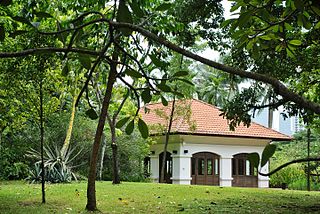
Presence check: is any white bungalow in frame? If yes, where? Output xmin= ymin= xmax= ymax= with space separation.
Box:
xmin=141 ymin=99 xmax=291 ymax=188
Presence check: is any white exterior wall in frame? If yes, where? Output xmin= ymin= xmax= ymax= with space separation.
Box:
xmin=149 ymin=135 xmax=271 ymax=188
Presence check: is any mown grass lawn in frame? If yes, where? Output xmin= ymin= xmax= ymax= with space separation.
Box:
xmin=0 ymin=181 xmax=320 ymax=214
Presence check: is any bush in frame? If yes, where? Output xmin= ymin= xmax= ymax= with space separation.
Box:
xmin=288 ymin=179 xmax=320 ymax=191
xmin=26 ymin=145 xmax=81 ymax=183
xmin=27 ymin=162 xmax=74 ymax=184
xmin=270 ymin=164 xmax=305 ymax=188
xmin=0 ymin=147 xmax=29 ymax=180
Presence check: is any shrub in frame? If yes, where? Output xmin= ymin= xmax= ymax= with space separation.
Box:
xmin=26 ymin=145 xmax=81 ymax=183
xmin=270 ymin=164 xmax=305 ymax=188
xmin=288 ymin=179 xmax=320 ymax=191
xmin=0 ymin=147 xmax=29 ymax=180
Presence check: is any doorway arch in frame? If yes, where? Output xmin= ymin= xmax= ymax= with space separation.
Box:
xmin=232 ymin=153 xmax=258 ymax=187
xmin=191 ymin=152 xmax=220 ymax=185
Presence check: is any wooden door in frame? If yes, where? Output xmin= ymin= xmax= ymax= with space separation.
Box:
xmin=232 ymin=153 xmax=258 ymax=187
xmin=159 ymin=152 xmax=172 ymax=184
xmin=191 ymin=152 xmax=219 ymax=185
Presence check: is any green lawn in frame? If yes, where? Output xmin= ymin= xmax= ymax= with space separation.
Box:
xmin=0 ymin=181 xmax=320 ymax=213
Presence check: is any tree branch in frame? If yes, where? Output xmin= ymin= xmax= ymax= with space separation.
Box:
xmin=109 ymin=21 xmax=320 ymax=115
xmin=0 ymin=47 xmax=101 ymax=58
xmin=259 ymin=157 xmax=320 ymax=176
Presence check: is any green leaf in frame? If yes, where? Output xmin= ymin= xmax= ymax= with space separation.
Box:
xmin=125 ymin=119 xmax=135 ymax=135
xmin=0 ymin=0 xmax=12 ymax=6
xmin=173 ymin=91 xmax=184 ymax=98
xmin=116 ymin=116 xmax=131 ymax=128
xmin=141 ymin=88 xmax=152 ymax=103
xmin=260 ymin=35 xmax=272 ymax=40
xmin=129 ymin=0 xmax=144 ymax=18
xmin=261 ymin=144 xmax=276 ymax=167
xmin=315 ymin=21 xmax=320 ymax=29
xmin=34 ymin=11 xmax=53 ymax=18
xmin=78 ymin=54 xmax=91 ymax=70
xmin=248 ymin=153 xmax=260 ymax=169
xmin=158 ymin=83 xmax=171 ymax=92
xmin=85 ymin=109 xmax=99 ymax=120
xmin=150 ymin=54 xmax=165 ymax=67
xmin=116 ymin=0 xmax=133 ymax=36
xmin=230 ymin=2 xmax=242 ymax=12
xmin=238 ymin=11 xmax=252 ymax=28
xmin=177 ymin=78 xmax=194 ymax=86
xmin=286 ymin=48 xmax=295 ymax=58
xmin=0 ymin=25 xmax=5 ymax=41
xmin=161 ymin=96 xmax=168 ymax=106
xmin=284 ymin=22 xmax=293 ymax=31
xmin=275 ymin=44 xmax=283 ymax=52
xmin=125 ymin=69 xmax=142 ymax=78
xmin=138 ymin=118 xmax=149 ymax=139
xmin=62 ymin=63 xmax=69 ymax=76
xmin=289 ymin=40 xmax=302 ymax=46
xmin=156 ymin=3 xmax=172 ymax=11
xmin=311 ymin=6 xmax=320 ymax=16
xmin=220 ymin=19 xmax=233 ymax=28
xmin=173 ymin=70 xmax=189 ymax=77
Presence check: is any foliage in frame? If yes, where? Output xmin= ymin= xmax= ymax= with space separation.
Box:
xmin=27 ymin=144 xmax=82 ymax=183
xmin=0 ymin=144 xmax=30 ymax=180
xmin=221 ymin=0 xmax=320 ymax=126
xmin=1 ymin=181 xmax=320 ymax=213
xmin=270 ymin=129 xmax=320 ymax=190
xmin=0 ymin=147 xmax=29 ymax=180
xmin=100 ymin=129 xmax=150 ymax=182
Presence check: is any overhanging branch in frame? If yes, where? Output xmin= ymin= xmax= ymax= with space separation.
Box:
xmin=259 ymin=157 xmax=320 ymax=176
xmin=109 ymin=21 xmax=320 ymax=115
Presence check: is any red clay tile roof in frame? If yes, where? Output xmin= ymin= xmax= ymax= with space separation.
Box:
xmin=140 ymin=99 xmax=292 ymax=141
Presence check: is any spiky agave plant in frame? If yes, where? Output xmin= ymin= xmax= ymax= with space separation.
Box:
xmin=27 ymin=145 xmax=83 ymax=183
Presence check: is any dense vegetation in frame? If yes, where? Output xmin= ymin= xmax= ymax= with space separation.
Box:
xmin=271 ymin=129 xmax=320 ymax=190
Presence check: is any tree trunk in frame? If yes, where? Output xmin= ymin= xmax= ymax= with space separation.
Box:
xmin=307 ymin=127 xmax=311 ymax=191
xmin=111 ymin=124 xmax=120 ymax=184
xmin=61 ymin=95 xmax=77 ymax=157
xmin=86 ymin=46 xmax=119 ymax=210
xmin=86 ymin=67 xmax=117 ymax=211
xmin=98 ymin=133 xmax=106 ymax=180
xmin=160 ymin=98 xmax=175 ymax=183
xmin=39 ymin=80 xmax=46 ymax=204
xmin=268 ymin=97 xmax=273 ymax=129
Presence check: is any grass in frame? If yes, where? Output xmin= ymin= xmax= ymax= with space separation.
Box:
xmin=0 ymin=181 xmax=320 ymax=213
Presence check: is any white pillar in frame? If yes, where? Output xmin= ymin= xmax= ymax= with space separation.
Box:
xmin=258 ymin=161 xmax=270 ymax=188
xmin=171 ymin=154 xmax=192 ymax=184
xmin=220 ymin=156 xmax=233 ymax=187
xmin=150 ymin=155 xmax=159 ymax=183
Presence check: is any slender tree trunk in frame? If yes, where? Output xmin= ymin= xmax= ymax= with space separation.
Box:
xmin=268 ymin=107 xmax=273 ymax=129
xmin=86 ymin=69 xmax=117 ymax=211
xmin=307 ymin=127 xmax=311 ymax=191
xmin=111 ymin=125 xmax=120 ymax=184
xmin=61 ymin=95 xmax=77 ymax=157
xmin=160 ymin=97 xmax=176 ymax=183
xmin=39 ymin=81 xmax=45 ymax=204
xmin=98 ymin=133 xmax=106 ymax=180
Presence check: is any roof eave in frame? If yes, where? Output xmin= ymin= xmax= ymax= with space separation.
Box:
xmin=149 ymin=131 xmax=292 ymax=142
